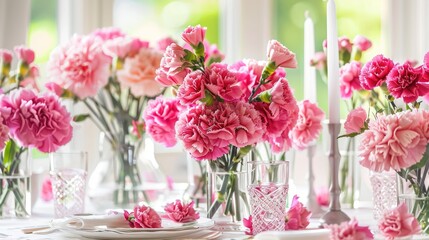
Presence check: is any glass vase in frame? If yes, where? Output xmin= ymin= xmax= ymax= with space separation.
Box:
xmin=0 ymin=144 xmax=31 ymax=218
xmin=183 ymin=155 xmax=207 ymax=210
xmin=88 ymin=134 xmax=166 ymax=209
xmin=369 ymin=171 xmax=397 ymax=221
xmin=206 ymin=162 xmax=249 ymax=231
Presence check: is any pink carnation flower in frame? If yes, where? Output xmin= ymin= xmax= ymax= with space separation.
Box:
xmin=91 ymin=27 xmax=125 ymax=41
xmin=316 ymin=187 xmax=330 ymax=207
xmin=310 ymin=52 xmax=327 ymax=70
xmin=344 ymin=107 xmax=367 ymax=134
xmin=360 ymin=54 xmax=394 ymax=90
xmin=359 ymin=111 xmax=426 ymax=172
xmin=45 ymin=82 xmax=64 ymax=97
xmin=285 ymin=195 xmax=311 ymax=230
xmin=206 ymin=43 xmax=224 ymax=63
xmin=156 ymin=43 xmax=190 ymax=86
xmin=0 ymin=89 xmax=73 ymax=153
xmin=20 ymin=65 xmax=40 ymax=92
xmin=378 ymin=202 xmax=421 ymax=239
xmin=14 ymin=45 xmax=35 ymax=64
xmin=124 ymin=205 xmax=162 ymax=228
xmin=230 ymin=102 xmax=265 ymax=148
xmin=103 ymin=37 xmax=149 ymax=59
xmin=0 ymin=49 xmax=13 ymax=63
xmin=353 ymin=35 xmax=372 ymax=51
xmin=338 ymin=36 xmax=352 ymax=53
xmin=47 ymin=35 xmax=111 ymax=99
xmin=157 ymin=37 xmax=176 ymax=51
xmin=340 ymin=61 xmax=362 ymax=99
xmin=117 ymin=48 xmax=164 ymax=97
xmin=143 ymin=97 xmax=181 ymax=147
xmin=386 ymin=62 xmax=428 ymax=103
xmin=205 ymin=63 xmax=243 ymax=102
xmin=290 ymin=100 xmax=324 ymax=150
xmin=41 ymin=176 xmax=53 ymax=202
xmin=182 ymin=25 xmax=206 ymax=47
xmin=324 ymin=218 xmax=374 ymax=240
xmin=177 ymin=71 xmax=205 ymax=105
xmin=243 ymin=215 xmax=253 ymax=235
xmin=163 ymin=200 xmax=200 ymax=223
xmin=0 ymin=116 xmax=9 ymax=151
xmin=267 ymin=40 xmax=297 ymax=68
xmin=268 ymin=78 xmax=298 ymax=119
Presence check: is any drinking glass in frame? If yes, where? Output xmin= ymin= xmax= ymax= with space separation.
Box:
xmin=50 ymin=152 xmax=88 ymax=218
xmin=247 ymin=161 xmax=289 ymax=235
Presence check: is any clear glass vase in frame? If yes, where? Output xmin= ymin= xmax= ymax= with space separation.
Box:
xmin=88 ymin=134 xmax=166 ymax=209
xmin=183 ymin=155 xmax=207 ymax=210
xmin=369 ymin=171 xmax=397 ymax=221
xmin=0 ymin=144 xmax=31 ymax=218
xmin=206 ymin=162 xmax=249 ymax=231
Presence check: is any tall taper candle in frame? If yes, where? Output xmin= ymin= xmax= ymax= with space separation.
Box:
xmin=304 ymin=12 xmax=317 ymax=103
xmin=327 ymin=0 xmax=340 ymax=123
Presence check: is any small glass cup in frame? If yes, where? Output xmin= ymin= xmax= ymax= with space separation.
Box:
xmin=50 ymin=152 xmax=88 ymax=218
xmin=247 ymin=161 xmax=289 ymax=235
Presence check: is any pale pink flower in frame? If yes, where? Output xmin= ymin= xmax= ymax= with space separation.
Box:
xmin=156 ymin=43 xmax=190 ymax=86
xmin=360 ymin=54 xmax=394 ymax=90
xmin=243 ymin=215 xmax=253 ymax=235
xmin=182 ymin=25 xmax=206 ymax=47
xmin=91 ymin=27 xmax=125 ymax=41
xmin=344 ymin=107 xmax=367 ymax=134
xmin=290 ymin=100 xmax=324 ymax=150
xmin=0 ymin=89 xmax=73 ymax=153
xmin=20 ymin=65 xmax=40 ymax=92
xmin=117 ymin=48 xmax=164 ymax=97
xmin=124 ymin=205 xmax=162 ymax=228
xmin=378 ymin=202 xmax=421 ymax=239
xmin=285 ymin=195 xmax=311 ymax=230
xmin=143 ymin=97 xmax=181 ymax=147
xmin=205 ymin=63 xmax=243 ymax=102
xmin=353 ymin=35 xmax=372 ymax=51
xmin=417 ymin=110 xmax=429 ymax=139
xmin=267 ymin=40 xmax=297 ymax=68
xmin=0 ymin=49 xmax=13 ymax=63
xmin=177 ymin=71 xmax=205 ymax=105
xmin=47 ymin=35 xmax=111 ymax=99
xmin=157 ymin=37 xmax=176 ymax=51
xmin=230 ymin=102 xmax=265 ymax=148
xmin=310 ymin=52 xmax=327 ymax=70
xmin=45 ymin=82 xmax=64 ymax=97
xmin=359 ymin=111 xmax=426 ymax=172
xmin=0 ymin=116 xmax=9 ymax=151
xmin=324 ymin=218 xmax=374 ymax=240
xmin=206 ymin=43 xmax=224 ymax=63
xmin=163 ymin=200 xmax=200 ymax=223
xmin=103 ymin=37 xmax=149 ymax=59
xmin=14 ymin=45 xmax=35 ymax=64
xmin=176 ymin=104 xmax=229 ymax=161
xmin=41 ymin=176 xmax=53 ymax=202
xmin=340 ymin=61 xmax=362 ymax=99
xmin=338 ymin=36 xmax=352 ymax=53
xmin=268 ymin=127 xmax=294 ymax=153
xmin=316 ymin=187 xmax=330 ymax=207
xmin=386 ymin=62 xmax=428 ymax=103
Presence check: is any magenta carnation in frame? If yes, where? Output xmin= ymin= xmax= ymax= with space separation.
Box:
xmin=143 ymin=97 xmax=181 ymax=147
xmin=290 ymin=100 xmax=324 ymax=150
xmin=359 ymin=111 xmax=426 ymax=172
xmin=0 ymin=49 xmax=12 ymax=63
xmin=0 ymin=89 xmax=73 ymax=153
xmin=163 ymin=200 xmax=200 ymax=223
xmin=360 ymin=54 xmax=394 ymax=90
xmin=285 ymin=195 xmax=311 ymax=230
xmin=124 ymin=205 xmax=161 ymax=228
xmin=47 ymin=35 xmax=111 ymax=99
xmin=386 ymin=62 xmax=428 ymax=103
xmin=340 ymin=61 xmax=362 ymax=99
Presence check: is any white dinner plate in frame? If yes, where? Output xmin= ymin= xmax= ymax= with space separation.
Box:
xmin=51 ymin=217 xmax=215 ymax=239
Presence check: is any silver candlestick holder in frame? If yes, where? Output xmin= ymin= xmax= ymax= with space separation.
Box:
xmin=306 ymin=143 xmax=325 ymax=217
xmin=320 ymin=123 xmax=350 ymax=225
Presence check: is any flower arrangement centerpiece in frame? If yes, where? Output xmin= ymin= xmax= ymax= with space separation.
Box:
xmin=312 ymin=35 xmax=373 ymax=207
xmin=151 ymin=25 xmax=299 ymax=224
xmin=45 ymin=28 xmax=168 ymax=207
xmin=0 ymin=46 xmax=73 ymax=217
xmin=343 ymin=51 xmax=429 ymax=234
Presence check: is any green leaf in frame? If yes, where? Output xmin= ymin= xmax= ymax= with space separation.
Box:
xmin=408 ymin=144 xmax=429 ymax=171
xmin=195 ymin=42 xmax=205 ymax=58
xmin=183 ymin=49 xmax=196 ymax=62
xmin=73 ymin=114 xmax=90 ymax=122
xmin=337 ymin=132 xmax=361 ymax=139
xmin=3 ymin=140 xmax=16 ymax=173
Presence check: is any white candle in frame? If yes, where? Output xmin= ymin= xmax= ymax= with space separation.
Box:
xmin=327 ymin=0 xmax=340 ymax=124
xmin=304 ymin=12 xmax=316 ymax=103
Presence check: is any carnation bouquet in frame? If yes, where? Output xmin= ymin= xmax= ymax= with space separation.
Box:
xmin=343 ymin=51 xmax=429 ymax=234
xmin=0 ymin=46 xmax=73 ymax=217
xmin=147 ymin=25 xmax=301 ymax=223
xmin=312 ymin=35 xmax=374 ymax=206
xmin=45 ymin=28 xmax=168 ymax=206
